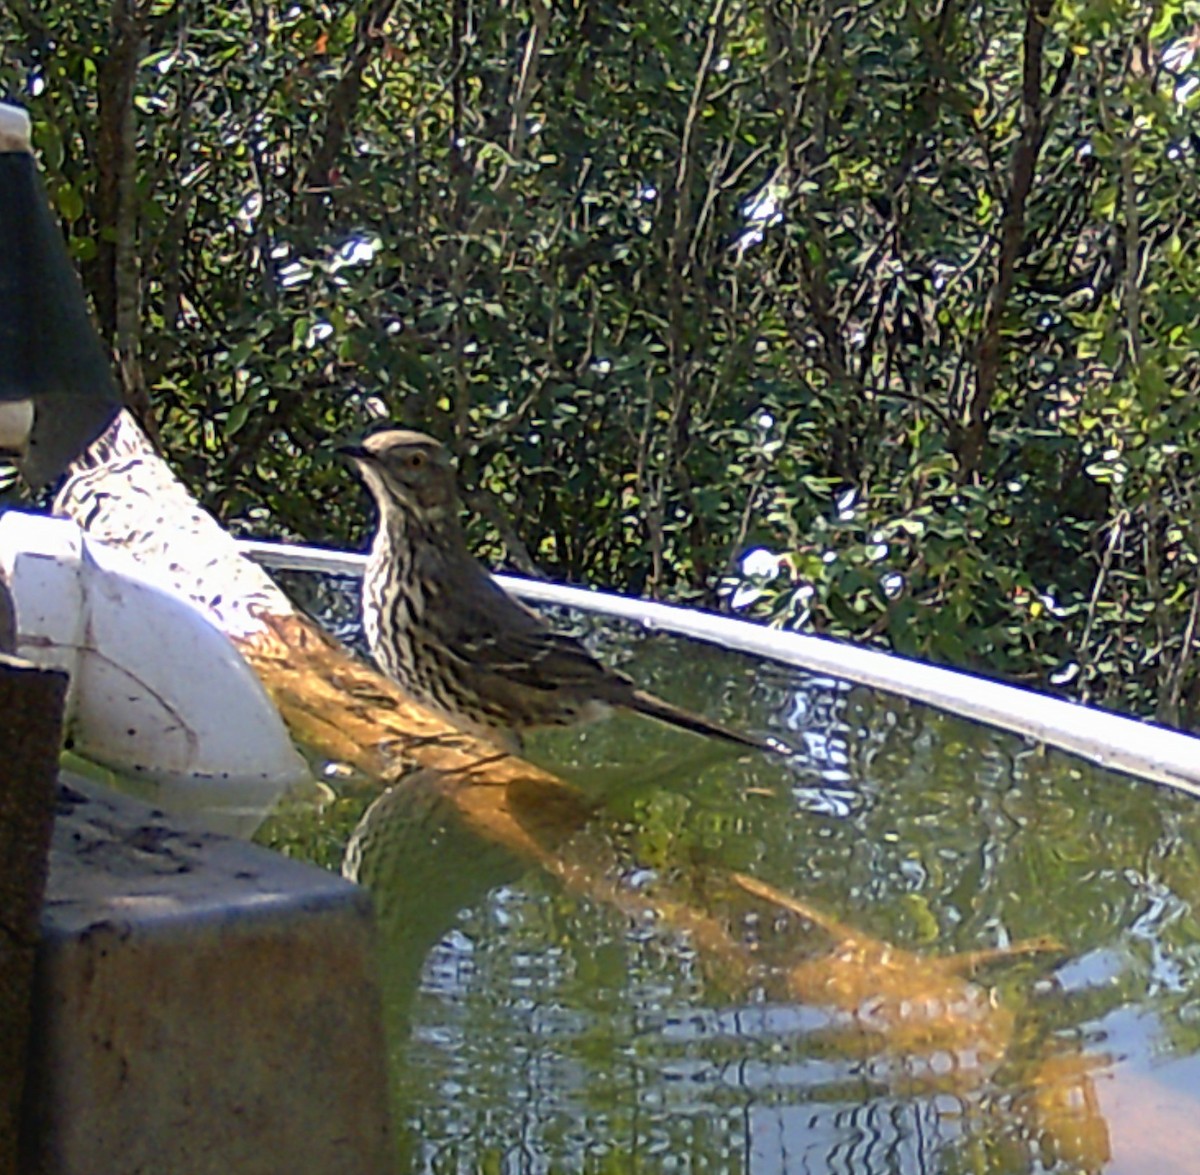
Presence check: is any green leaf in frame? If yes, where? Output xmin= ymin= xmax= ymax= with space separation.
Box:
xmin=34 ymin=120 xmax=64 ymax=172
xmin=226 ymin=400 xmax=251 ymax=436
xmin=56 ymin=183 xmax=84 ymax=223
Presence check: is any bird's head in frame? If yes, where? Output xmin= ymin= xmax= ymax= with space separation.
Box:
xmin=338 ymin=428 xmax=459 ymax=519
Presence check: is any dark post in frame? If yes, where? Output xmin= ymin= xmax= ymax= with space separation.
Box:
xmin=0 ymin=656 xmax=66 ymax=1174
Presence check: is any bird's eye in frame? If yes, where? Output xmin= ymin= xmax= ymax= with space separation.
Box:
xmin=406 ymin=451 xmax=426 ymax=469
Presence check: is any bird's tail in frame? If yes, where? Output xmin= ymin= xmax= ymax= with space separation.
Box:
xmin=629 ymin=689 xmax=788 ymax=755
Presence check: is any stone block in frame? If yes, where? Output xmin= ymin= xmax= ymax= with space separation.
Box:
xmin=21 ymin=779 xmax=393 ymax=1174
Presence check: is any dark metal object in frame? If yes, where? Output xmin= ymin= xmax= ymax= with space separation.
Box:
xmin=0 ymin=104 xmax=121 ymax=486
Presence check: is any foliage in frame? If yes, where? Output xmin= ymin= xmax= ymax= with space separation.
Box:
xmin=3 ymin=0 xmax=1200 ymax=724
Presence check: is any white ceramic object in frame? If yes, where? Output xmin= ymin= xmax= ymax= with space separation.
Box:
xmin=0 ymin=511 xmax=309 ymax=832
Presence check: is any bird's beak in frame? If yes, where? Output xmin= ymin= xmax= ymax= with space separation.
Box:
xmin=335 ymin=443 xmax=372 ymax=464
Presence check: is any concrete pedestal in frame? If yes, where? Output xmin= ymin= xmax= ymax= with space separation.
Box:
xmin=21 ymin=779 xmax=393 ymax=1174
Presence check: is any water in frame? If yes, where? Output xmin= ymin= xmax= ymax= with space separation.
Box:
xmin=257 ymin=572 xmax=1200 ymax=1173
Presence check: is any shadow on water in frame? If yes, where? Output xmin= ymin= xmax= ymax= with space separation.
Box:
xmin=256 ymin=577 xmax=1200 ymax=1174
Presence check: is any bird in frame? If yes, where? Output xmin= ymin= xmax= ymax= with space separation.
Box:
xmin=338 ymin=428 xmax=777 ymax=754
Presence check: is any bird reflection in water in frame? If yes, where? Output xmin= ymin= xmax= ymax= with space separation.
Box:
xmin=340 ymin=750 xmax=1111 ymax=1169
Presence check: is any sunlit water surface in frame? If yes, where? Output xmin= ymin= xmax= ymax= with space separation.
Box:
xmin=254 ymin=572 xmax=1200 ymax=1174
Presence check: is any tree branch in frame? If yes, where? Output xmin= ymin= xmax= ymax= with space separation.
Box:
xmin=96 ymin=0 xmax=158 ymax=437
xmin=301 ymin=0 xmax=401 ymax=230
xmin=956 ymin=0 xmax=1055 ymax=481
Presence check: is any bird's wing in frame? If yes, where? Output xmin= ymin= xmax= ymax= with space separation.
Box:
xmin=438 ymin=557 xmax=632 ymax=697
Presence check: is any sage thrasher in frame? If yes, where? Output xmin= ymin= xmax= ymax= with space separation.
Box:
xmin=340 ymin=429 xmax=774 ymax=753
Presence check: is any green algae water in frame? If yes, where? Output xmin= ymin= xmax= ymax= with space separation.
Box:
xmin=257 ymin=574 xmax=1200 ymax=1173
